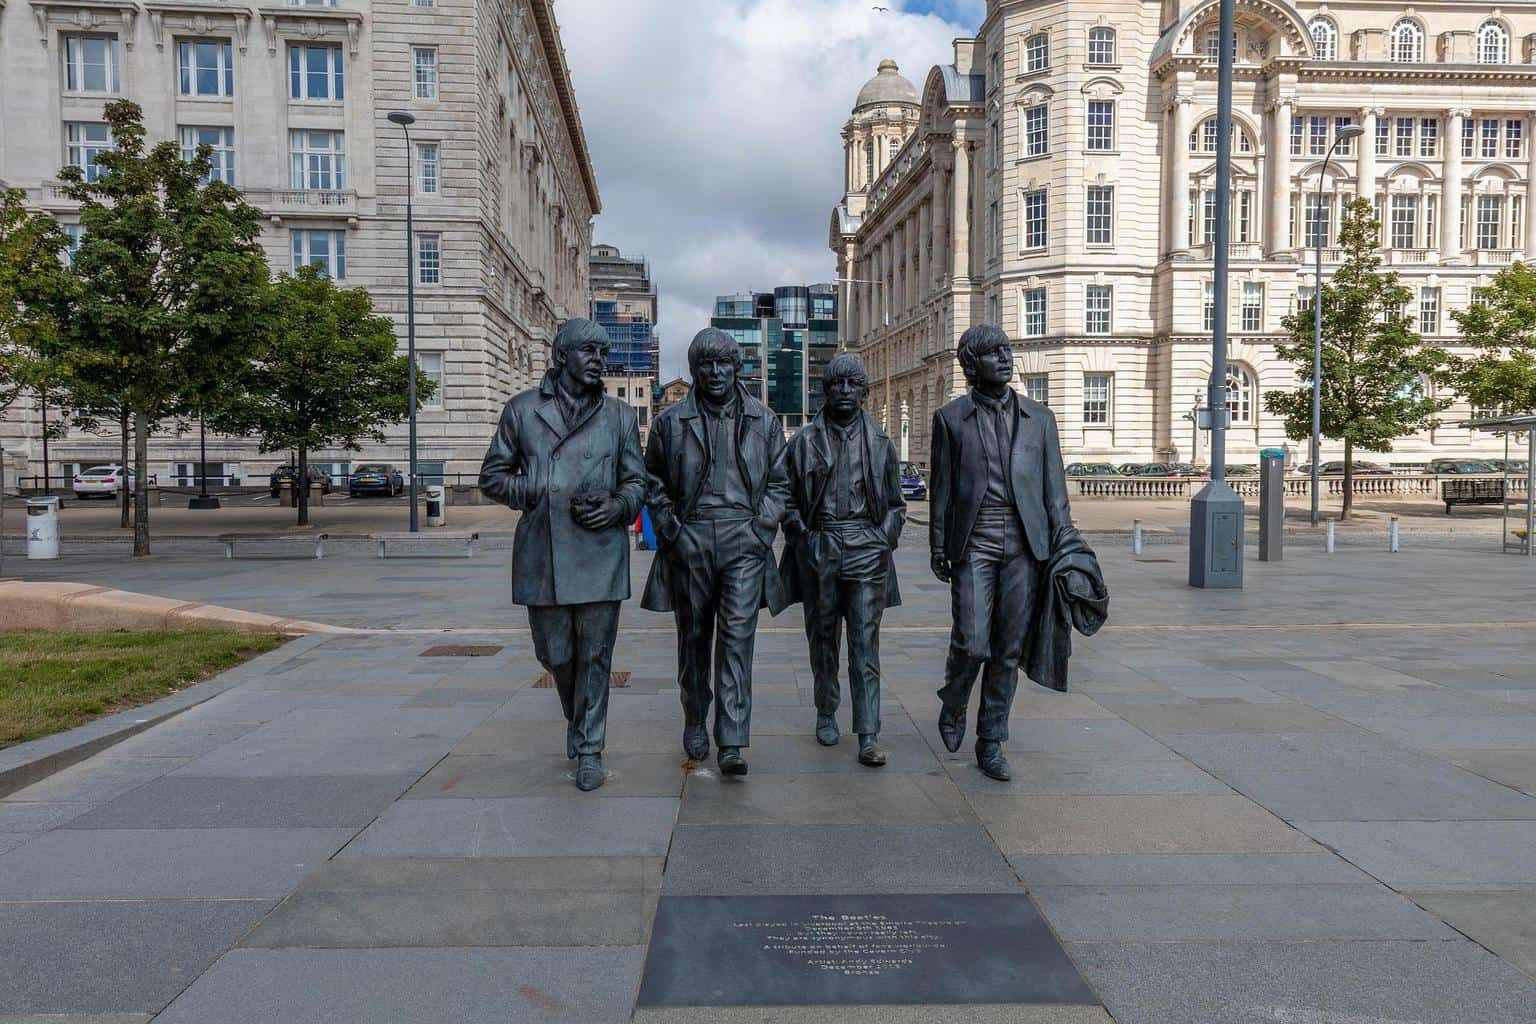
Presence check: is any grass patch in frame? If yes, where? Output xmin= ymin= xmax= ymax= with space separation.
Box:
xmin=0 ymin=630 xmax=287 ymax=749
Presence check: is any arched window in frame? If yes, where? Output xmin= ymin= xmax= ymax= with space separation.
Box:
xmin=1309 ymin=17 xmax=1338 ymax=60
xmin=1087 ymin=27 xmax=1116 ymax=65
xmin=1391 ymin=19 xmax=1424 ymax=63
xmin=1189 ymin=118 xmax=1255 ymax=155
xmin=1477 ymin=21 xmax=1509 ymax=65
xmin=864 ymin=139 xmax=874 ymax=183
xmin=1227 ymin=365 xmax=1255 ymax=425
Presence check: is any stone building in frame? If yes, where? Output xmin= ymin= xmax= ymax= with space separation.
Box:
xmin=0 ymin=0 xmax=598 ymax=487
xmin=834 ymin=1 xmax=1534 ymax=470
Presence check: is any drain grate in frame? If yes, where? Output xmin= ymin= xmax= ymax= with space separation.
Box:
xmin=420 ymin=644 xmax=505 ymax=657
xmin=534 ymin=671 xmax=631 ymax=688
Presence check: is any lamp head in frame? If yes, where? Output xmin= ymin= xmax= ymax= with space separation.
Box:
xmin=1335 ymin=124 xmax=1365 ymax=141
xmin=387 ymin=112 xmax=416 ymax=127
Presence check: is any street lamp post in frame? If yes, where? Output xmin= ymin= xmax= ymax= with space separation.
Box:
xmin=1310 ymin=123 xmax=1366 ymax=527
xmin=388 ymin=111 xmax=420 ymax=533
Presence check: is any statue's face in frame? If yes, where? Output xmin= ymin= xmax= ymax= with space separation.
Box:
xmin=824 ymin=374 xmax=868 ymax=418
xmin=557 ymin=337 xmax=608 ymax=393
xmin=970 ymin=339 xmax=1014 ymax=387
xmin=692 ymin=351 xmax=737 ymax=403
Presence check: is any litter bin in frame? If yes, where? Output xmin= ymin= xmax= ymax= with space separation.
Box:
xmin=425 ymin=485 xmax=445 ymax=527
xmin=26 ymin=495 xmax=60 ymax=560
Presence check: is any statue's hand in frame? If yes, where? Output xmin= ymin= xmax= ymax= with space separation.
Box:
xmin=575 ymin=495 xmax=627 ymax=531
xmin=930 ymin=552 xmax=952 ymax=583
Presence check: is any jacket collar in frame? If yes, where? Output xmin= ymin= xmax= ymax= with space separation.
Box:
xmin=960 ymin=387 xmax=1031 ymax=420
xmin=677 ymin=382 xmax=762 ymax=420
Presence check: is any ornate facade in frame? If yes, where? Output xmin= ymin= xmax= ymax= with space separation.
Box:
xmin=835 ymin=0 xmax=1535 ymax=469
xmin=0 ymin=0 xmax=598 ymax=486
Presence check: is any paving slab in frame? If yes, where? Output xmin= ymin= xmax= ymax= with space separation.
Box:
xmin=1445 ymin=749 xmax=1536 ymax=795
xmin=2 ymin=756 xmax=192 ymax=804
xmin=1297 ymin=820 xmax=1536 ymax=891
xmin=679 ymin=771 xmax=974 ymax=826
xmin=152 ymin=947 xmax=647 ymax=1024
xmin=339 ymin=797 xmax=678 ymax=858
xmin=1217 ymin=762 xmax=1536 ymax=821
xmin=0 ymin=1015 xmax=152 ymax=1023
xmin=172 ymin=734 xmax=455 ymax=777
xmin=457 ymin=719 xmax=681 ymax=755
xmin=1410 ymin=890 xmax=1536 ymax=979
xmin=918 ymin=719 xmax=1172 ymax=756
xmin=1067 ymin=939 xmax=1536 ymax=1024
xmin=1111 ymin=703 xmax=1357 ymax=735
xmin=0 ymin=899 xmax=273 ymax=1015
xmin=661 ymin=824 xmax=1022 ymax=895
xmin=1007 ymin=852 xmax=1373 ymax=886
xmin=0 ymin=802 xmax=95 ymax=832
xmin=712 ymin=732 xmax=942 ymax=773
xmin=631 ymin=1008 xmax=1113 ymax=1024
xmin=405 ymin=753 xmax=687 ymax=799
xmin=64 ymin=775 xmax=418 ymax=829
xmin=975 ymin=794 xmax=1319 ymax=855
xmin=1351 ymin=714 xmax=1536 ymax=751
xmin=944 ymin=753 xmax=1231 ymax=795
xmin=1159 ymin=731 xmax=1440 ymax=772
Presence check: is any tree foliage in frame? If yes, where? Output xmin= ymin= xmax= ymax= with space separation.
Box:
xmin=1440 ymin=261 xmax=1536 ymax=418
xmin=0 ymin=189 xmax=76 ymax=415
xmin=1267 ymin=197 xmax=1448 ymax=518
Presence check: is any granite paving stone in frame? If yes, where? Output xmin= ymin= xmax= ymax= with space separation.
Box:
xmin=923 ymin=718 xmax=1173 ymax=756
xmin=1006 ymin=853 xmax=1373 ymax=886
xmin=0 ymin=834 xmax=32 ymax=855
xmin=679 ymin=771 xmax=975 ymax=826
xmin=457 ymin=719 xmax=682 ymax=755
xmin=720 ymin=732 xmax=941 ymax=773
xmin=2 ymin=757 xmax=193 ymax=804
xmin=1110 ymin=703 xmax=1357 ymax=735
xmin=1158 ymin=731 xmax=1440 ymax=772
xmin=0 ymin=1015 xmax=153 ymax=1023
xmin=630 ymin=1009 xmax=1114 ymax=1024
xmin=171 ymin=734 xmax=455 ymax=778
xmin=339 ymin=797 xmax=678 ymax=858
xmin=1296 ymin=820 xmax=1536 ymax=890
xmin=0 ymin=801 xmax=95 ymax=831
xmin=1445 ymin=749 xmax=1536 ymax=795
xmin=944 ymin=753 xmax=1231 ymax=795
xmin=976 ymin=795 xmax=1320 ymax=855
xmin=1349 ymin=714 xmax=1536 ymax=751
xmin=64 ymin=775 xmax=419 ymax=829
xmin=1409 ymin=890 xmax=1536 ymax=978
xmin=1217 ymin=762 xmax=1536 ymax=821
xmin=405 ymin=753 xmax=687 ymax=799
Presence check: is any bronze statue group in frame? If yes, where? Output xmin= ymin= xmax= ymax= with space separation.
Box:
xmin=480 ymin=319 xmax=1108 ymax=792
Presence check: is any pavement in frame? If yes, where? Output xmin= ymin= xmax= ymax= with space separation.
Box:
xmin=3 ymin=531 xmax=1536 ymax=1021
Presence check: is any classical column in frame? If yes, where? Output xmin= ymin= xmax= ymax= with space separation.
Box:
xmin=1357 ymin=107 xmax=1381 ymax=214
xmin=952 ymin=140 xmax=971 ymax=281
xmin=1169 ymin=95 xmax=1193 ymax=257
xmin=918 ymin=200 xmax=932 ymax=300
xmin=931 ymin=170 xmax=949 ymax=288
xmin=1442 ymin=108 xmax=1467 ymax=262
xmin=1267 ymin=98 xmax=1293 ymax=256
xmin=1525 ymin=114 xmax=1536 ymax=261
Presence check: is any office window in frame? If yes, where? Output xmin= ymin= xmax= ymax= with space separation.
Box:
xmin=180 ymin=126 xmax=235 ymax=185
xmin=1481 ymin=118 xmax=1500 ymax=158
xmin=416 ymin=233 xmax=441 ymax=284
xmin=1237 ymin=190 xmax=1253 ymax=243
xmin=1024 ymin=374 xmax=1049 ymax=405
xmin=987 ymin=295 xmax=1001 ymax=326
xmin=65 ymin=122 xmax=111 ymax=183
xmin=177 ymin=40 xmax=234 ymax=97
xmin=1087 ymin=100 xmax=1114 ymax=151
xmin=1240 ymin=282 xmax=1263 ymax=332
xmin=1303 ymin=193 xmax=1330 ymax=249
xmin=1084 ymin=285 xmax=1111 ymax=336
xmin=413 ymin=0 xmax=433 ymax=6
xmin=1390 ymin=19 xmax=1423 ymax=62
xmin=1334 ymin=116 xmax=1356 ymax=156
xmin=289 ymin=44 xmax=344 ymax=100
xmin=1462 ymin=118 xmax=1476 ymax=158
xmin=1419 ymin=118 xmax=1439 ymax=158
xmin=1426 ymin=193 xmax=1437 ymax=245
xmin=989 ymin=118 xmax=1001 ymax=169
xmin=1203 ymin=281 xmax=1216 ymax=332
xmin=1085 ymin=186 xmax=1113 ymax=245
xmin=290 ymin=130 xmax=345 ymax=189
xmin=1476 ymin=196 xmax=1503 ymax=249
xmin=988 ymin=201 xmax=1001 ymax=261
xmin=1087 ymin=27 xmax=1116 ymax=65
xmin=417 ymin=142 xmax=439 ymax=193
xmin=1472 ymin=287 xmax=1491 ymax=308
xmin=1201 ymin=190 xmax=1216 ymax=245
xmin=1506 ymin=119 xmax=1523 ymax=160
xmin=64 ymin=35 xmax=118 ymax=93
xmin=1394 ymin=117 xmax=1414 ymax=157
xmin=412 ymin=47 xmax=438 ymax=99
xmin=291 ymin=229 xmax=346 ymax=279
xmin=1375 ymin=117 xmax=1390 ymax=156
xmin=1083 ymin=373 xmax=1111 ymax=424
xmin=1022 ymin=189 xmax=1047 ymax=249
xmin=1419 ymin=287 xmax=1440 ymax=334
xmin=1309 ymin=17 xmax=1337 ymax=60
xmin=418 ymin=352 xmax=444 ymax=409
xmin=1515 ymin=197 xmax=1525 ymax=251
xmin=1389 ymin=195 xmax=1418 ymax=249
xmin=287 ymin=0 xmax=338 ymax=5
xmin=1023 ymin=104 xmax=1048 ymax=157
xmin=1025 ymin=32 xmax=1049 ymax=72
xmin=1478 ymin=21 xmax=1510 ymax=65
xmin=1290 ymin=114 xmax=1303 ymax=156
xmin=1021 ymin=287 xmax=1046 ymax=337
xmin=1296 ymin=285 xmax=1316 ymax=310
xmin=1227 ymin=366 xmax=1254 ymax=424
xmin=62 ymin=223 xmax=84 ymax=266
xmin=1309 ymin=116 xmax=1329 ymax=156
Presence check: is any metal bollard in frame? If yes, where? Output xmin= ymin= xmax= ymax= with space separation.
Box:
xmin=1132 ymin=519 xmax=1143 ymax=556
xmin=1326 ymin=521 xmax=1335 ymax=554
xmin=1389 ymin=515 xmax=1400 ymax=553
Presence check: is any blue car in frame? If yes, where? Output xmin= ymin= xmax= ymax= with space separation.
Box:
xmin=899 ymin=461 xmax=927 ymax=501
xmin=349 ymin=464 xmax=405 ymax=497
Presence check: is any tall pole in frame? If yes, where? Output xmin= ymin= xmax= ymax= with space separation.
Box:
xmin=40 ymin=392 xmax=50 ymax=495
xmin=390 ymin=112 xmax=420 ymax=533
xmin=199 ymin=411 xmax=209 ymax=500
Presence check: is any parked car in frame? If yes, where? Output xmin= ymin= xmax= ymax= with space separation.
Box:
xmin=1297 ymin=461 xmax=1393 ymax=476
xmin=349 ymin=464 xmax=406 ymax=497
xmin=269 ymin=465 xmax=333 ymax=498
xmin=1224 ymin=465 xmax=1258 ymax=477
xmin=1117 ymin=462 xmax=1150 ymax=476
xmin=1428 ymin=458 xmax=1497 ymax=475
xmin=1167 ymin=463 xmax=1208 ymax=478
xmin=72 ymin=464 xmax=134 ymax=499
xmin=899 ymin=462 xmax=927 ymax=501
xmin=1065 ymin=462 xmax=1122 ymax=477
xmin=1489 ymin=459 xmax=1530 ymax=474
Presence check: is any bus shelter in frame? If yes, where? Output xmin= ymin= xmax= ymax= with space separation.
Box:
xmin=1461 ymin=414 xmax=1536 ymax=556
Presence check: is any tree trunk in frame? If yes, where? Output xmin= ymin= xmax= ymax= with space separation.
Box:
xmin=1341 ymin=437 xmax=1355 ymax=521
xmin=132 ymin=411 xmax=150 ymax=557
xmin=296 ymin=447 xmax=309 ymax=527
xmin=118 ymin=409 xmax=130 ymax=529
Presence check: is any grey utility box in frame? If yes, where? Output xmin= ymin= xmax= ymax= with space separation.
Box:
xmin=1258 ymin=448 xmax=1285 ymax=562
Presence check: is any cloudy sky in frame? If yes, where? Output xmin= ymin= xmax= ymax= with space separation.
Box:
xmin=560 ymin=0 xmax=987 ymax=379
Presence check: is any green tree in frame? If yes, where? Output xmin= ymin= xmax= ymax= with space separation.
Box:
xmin=0 ymin=188 xmax=76 ymax=423
xmin=56 ymin=99 xmax=269 ymax=555
xmin=1267 ymin=197 xmax=1448 ymax=519
xmin=214 ymin=266 xmax=433 ymax=527
xmin=1439 ymin=261 xmax=1536 ymax=419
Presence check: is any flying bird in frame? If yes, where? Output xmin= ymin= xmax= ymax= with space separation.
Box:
xmin=872 ymin=5 xmax=888 ymax=10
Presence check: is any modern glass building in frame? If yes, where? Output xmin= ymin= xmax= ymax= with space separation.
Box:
xmin=589 ymin=245 xmax=659 ymax=377
xmin=710 ymin=284 xmax=839 ymax=429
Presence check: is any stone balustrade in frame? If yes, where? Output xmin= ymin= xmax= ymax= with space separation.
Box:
xmin=1070 ymin=473 xmax=1528 ymax=500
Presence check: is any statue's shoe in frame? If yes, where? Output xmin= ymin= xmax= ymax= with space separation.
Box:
xmin=718 ymin=747 xmax=749 ymax=776
xmin=857 ymin=736 xmax=887 ymax=767
xmin=815 ymin=714 xmax=840 ymax=747
xmin=975 ymin=741 xmax=1011 ymax=782
xmin=938 ymin=704 xmax=966 ymax=753
xmin=575 ymin=754 xmax=606 ymax=792
xmin=683 ymin=723 xmax=709 ymax=761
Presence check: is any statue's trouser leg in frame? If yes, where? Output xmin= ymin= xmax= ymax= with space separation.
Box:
xmin=843 ymin=579 xmax=885 ymax=738
xmin=802 ymin=535 xmax=846 ymax=720
xmin=937 ymin=514 xmax=1005 ymax=717
xmin=528 ymin=605 xmax=578 ymax=757
xmin=711 ymin=519 xmax=765 ymax=749
xmin=566 ymin=600 xmax=620 ymax=756
xmin=671 ymin=529 xmax=720 ymax=734
xmin=975 ymin=518 xmax=1041 ymax=744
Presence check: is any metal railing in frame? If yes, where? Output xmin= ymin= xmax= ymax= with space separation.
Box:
xmin=1070 ymin=472 xmax=1527 ymax=500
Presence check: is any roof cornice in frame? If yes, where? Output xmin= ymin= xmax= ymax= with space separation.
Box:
xmin=529 ymin=0 xmax=601 ymax=215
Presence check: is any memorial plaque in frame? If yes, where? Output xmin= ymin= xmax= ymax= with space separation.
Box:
xmin=636 ymin=893 xmax=1098 ymax=1007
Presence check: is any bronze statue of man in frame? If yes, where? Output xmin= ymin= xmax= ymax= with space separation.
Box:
xmin=479 ymin=318 xmax=647 ymax=792
xmin=929 ymin=323 xmax=1075 ymax=781
xmin=641 ymin=328 xmax=789 ymax=776
xmin=779 ymin=354 xmax=905 ymax=767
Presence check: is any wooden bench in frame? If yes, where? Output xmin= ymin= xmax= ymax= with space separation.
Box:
xmin=219 ymin=532 xmax=328 ymax=559
xmin=1442 ymin=478 xmax=1505 ymax=514
xmin=371 ymin=531 xmax=480 ymax=559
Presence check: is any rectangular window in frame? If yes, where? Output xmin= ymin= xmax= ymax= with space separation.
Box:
xmin=287 ymin=0 xmax=338 ymax=6
xmin=1201 ymin=190 xmax=1216 ymax=245
xmin=417 ymin=142 xmax=439 ymax=194
xmin=1024 ymin=374 xmax=1049 ymax=405
xmin=62 ymin=223 xmax=84 ymax=266
xmin=1481 ymin=118 xmax=1500 ymax=158
xmin=1022 ymin=189 xmax=1047 ymax=249
xmin=1395 ymin=116 xmax=1414 ymax=157
xmin=1419 ymin=287 xmax=1440 ymax=334
xmin=179 ymin=126 xmax=236 ymax=185
xmin=1389 ymin=195 xmax=1417 ymax=249
xmin=178 ymin=40 xmax=234 ymax=97
xmin=1023 ymin=104 xmax=1048 ymax=157
xmin=1296 ymin=285 xmax=1315 ymax=310
xmin=1237 ymin=190 xmax=1253 ymax=243
xmin=412 ymin=46 xmax=438 ymax=100
xmin=1241 ymin=282 xmax=1263 ymax=332
xmin=988 ymin=201 xmax=1001 ymax=261
xmin=1303 ymin=193 xmax=1330 ymax=249
xmin=1086 ymin=100 xmax=1114 ymax=151
xmin=291 ymin=228 xmax=346 ymax=279
xmin=1083 ymin=373 xmax=1111 ymax=424
xmin=1426 ymin=193 xmax=1437 ymax=245
xmin=1476 ymin=196 xmax=1503 ymax=249
xmin=1334 ymin=116 xmax=1356 ymax=156
xmin=1472 ymin=287 xmax=1490 ymax=308
xmin=1290 ymin=114 xmax=1303 ymax=157
xmin=1309 ymin=116 xmax=1328 ymax=156
xmin=1085 ymin=185 xmax=1113 ymax=245
xmin=65 ymin=122 xmax=111 ymax=183
xmin=1087 ymin=30 xmax=1115 ymax=66
xmin=1025 ymin=33 xmax=1049 ymax=72
xmin=289 ymin=129 xmax=345 ymax=190
xmin=1084 ymin=285 xmax=1111 ymax=336
xmin=1419 ymin=117 xmax=1439 ymax=157
xmin=416 ymin=232 xmax=441 ymax=284
xmin=1515 ymin=196 xmax=1525 ymax=251
xmin=412 ymin=0 xmax=433 ymax=6
xmin=289 ymin=44 xmax=344 ymax=100
xmin=1506 ymin=118 xmax=1523 ymax=160
xmin=1203 ymin=281 xmax=1216 ymax=332
xmin=1021 ymin=287 xmax=1046 ymax=337
xmin=64 ymin=35 xmax=118 ymax=93
xmin=1462 ymin=118 xmax=1476 ymax=157
xmin=990 ymin=119 xmax=1001 ymax=169
xmin=1375 ymin=117 xmax=1390 ymax=156
xmin=418 ymin=352 xmax=444 ymax=409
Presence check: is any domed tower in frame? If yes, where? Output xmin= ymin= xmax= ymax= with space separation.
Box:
xmin=842 ymin=58 xmax=920 ymax=196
